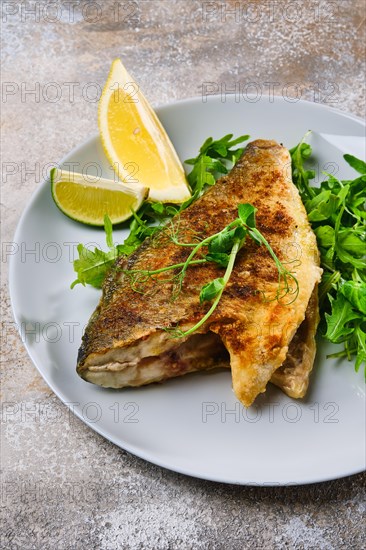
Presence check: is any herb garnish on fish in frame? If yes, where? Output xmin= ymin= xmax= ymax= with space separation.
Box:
xmin=123 ymin=203 xmax=299 ymax=337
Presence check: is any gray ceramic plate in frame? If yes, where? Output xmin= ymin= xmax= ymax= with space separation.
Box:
xmin=9 ymin=95 xmax=366 ymax=485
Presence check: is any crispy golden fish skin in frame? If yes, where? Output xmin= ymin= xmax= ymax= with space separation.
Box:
xmin=77 ymin=139 xmax=322 ymax=407
xmin=270 ymin=285 xmax=320 ymax=398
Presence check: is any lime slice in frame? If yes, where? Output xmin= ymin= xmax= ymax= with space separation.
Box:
xmin=50 ymin=168 xmax=148 ymax=226
xmin=98 ymin=59 xmax=191 ymax=203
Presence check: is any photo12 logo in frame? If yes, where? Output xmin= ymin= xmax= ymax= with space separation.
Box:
xmin=201 ymin=400 xmax=340 ymax=424
xmin=1 ymin=478 xmax=135 ymax=507
xmin=1 ymin=80 xmax=140 ymax=105
xmin=200 ymin=81 xmax=340 ymax=104
xmin=1 ymin=1 xmax=140 ymax=24
xmin=199 ymin=1 xmax=339 ymax=24
xmin=1 ymin=399 xmax=140 ymax=426
xmin=1 ymin=160 xmax=139 ymax=188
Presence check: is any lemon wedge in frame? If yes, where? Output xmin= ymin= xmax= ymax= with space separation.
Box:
xmin=51 ymin=168 xmax=148 ymax=226
xmin=98 ymin=59 xmax=191 ymax=203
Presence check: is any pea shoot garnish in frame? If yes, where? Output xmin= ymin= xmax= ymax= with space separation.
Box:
xmin=123 ymin=203 xmax=299 ymax=337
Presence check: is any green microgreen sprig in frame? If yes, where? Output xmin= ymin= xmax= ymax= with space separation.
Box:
xmin=123 ymin=203 xmax=299 ymax=337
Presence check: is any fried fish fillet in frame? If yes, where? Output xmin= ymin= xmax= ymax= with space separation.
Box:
xmin=271 ymin=285 xmax=320 ymax=398
xmin=213 ymin=284 xmax=320 ymax=399
xmin=77 ymin=139 xmax=322 ymax=406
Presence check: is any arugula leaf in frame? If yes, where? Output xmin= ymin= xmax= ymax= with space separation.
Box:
xmin=325 ymin=294 xmax=361 ymax=342
xmin=355 ymin=325 xmax=366 ymax=372
xmin=289 ymin=135 xmax=316 ymax=200
xmin=314 ymin=225 xmax=334 ymax=248
xmin=71 ymin=215 xmax=119 ymax=289
xmin=344 ymin=154 xmax=366 ymax=174
xmin=150 ymin=202 xmax=165 ymax=215
xmin=337 ymin=229 xmax=365 ymax=257
xmin=115 ymin=203 xmax=170 ymax=256
xmin=181 ymin=134 xmax=250 ymax=209
xmin=306 ymin=191 xmax=340 ymax=222
xmin=340 ymin=281 xmax=366 ymax=315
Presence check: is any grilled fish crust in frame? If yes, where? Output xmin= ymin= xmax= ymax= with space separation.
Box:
xmin=77 ymin=139 xmax=322 ymax=406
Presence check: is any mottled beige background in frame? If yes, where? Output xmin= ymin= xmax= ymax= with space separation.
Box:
xmin=1 ymin=1 xmax=366 ymax=548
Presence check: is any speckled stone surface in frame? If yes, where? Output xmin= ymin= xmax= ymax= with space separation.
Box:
xmin=1 ymin=1 xmax=366 ymax=548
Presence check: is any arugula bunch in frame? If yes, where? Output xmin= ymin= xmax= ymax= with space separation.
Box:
xmin=182 ymin=133 xmax=249 ymax=208
xmin=72 ymin=134 xmax=249 ymax=288
xmin=290 ymin=138 xmax=366 ymax=374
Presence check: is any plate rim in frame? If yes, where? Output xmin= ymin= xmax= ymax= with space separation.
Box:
xmin=154 ymin=93 xmax=366 ymax=124
xmin=8 ymin=95 xmax=366 ymax=486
